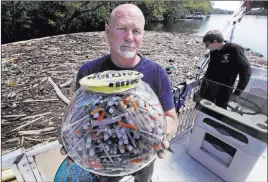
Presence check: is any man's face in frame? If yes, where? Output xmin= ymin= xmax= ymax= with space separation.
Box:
xmin=105 ymin=13 xmax=144 ymax=59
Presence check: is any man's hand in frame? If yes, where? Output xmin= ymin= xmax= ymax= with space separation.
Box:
xmin=155 ymin=108 xmax=178 ymax=159
xmin=165 ymin=108 xmax=179 ymax=140
xmin=166 ymin=118 xmax=178 ymax=139
xmin=157 ymin=140 xmax=170 ymax=159
xmin=59 ymin=138 xmax=74 ymax=164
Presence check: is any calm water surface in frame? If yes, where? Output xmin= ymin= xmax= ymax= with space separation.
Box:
xmin=146 ymin=15 xmax=267 ymax=58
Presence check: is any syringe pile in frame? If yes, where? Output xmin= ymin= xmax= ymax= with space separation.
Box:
xmin=61 ymin=89 xmax=166 ymax=176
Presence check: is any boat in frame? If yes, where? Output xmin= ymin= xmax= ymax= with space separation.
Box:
xmin=1 ymin=1 xmax=267 ymax=182
xmin=184 ymin=12 xmax=206 ymax=20
xmin=2 ymin=62 xmax=267 ymax=182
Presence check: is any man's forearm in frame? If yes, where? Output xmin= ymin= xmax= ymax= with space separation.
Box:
xmin=234 ymin=46 xmax=252 ymax=95
xmin=234 ymin=65 xmax=252 ymax=95
xmin=165 ymin=115 xmax=178 ymax=138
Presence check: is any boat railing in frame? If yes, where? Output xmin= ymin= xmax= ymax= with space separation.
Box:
xmin=170 ymin=79 xmax=200 ymax=141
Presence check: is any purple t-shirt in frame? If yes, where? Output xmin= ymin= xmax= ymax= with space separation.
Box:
xmin=76 ymin=54 xmax=175 ymax=112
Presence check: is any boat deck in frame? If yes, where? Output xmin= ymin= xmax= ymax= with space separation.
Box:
xmin=152 ymin=131 xmax=267 ymax=182
xmin=30 ymin=130 xmax=267 ymax=182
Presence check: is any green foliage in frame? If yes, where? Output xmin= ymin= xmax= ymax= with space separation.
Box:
xmin=90 ymin=4 xmax=109 ymax=27
xmin=2 ymin=1 xmax=33 ymax=42
xmin=134 ymin=0 xmax=166 ymax=23
xmin=183 ymin=1 xmax=213 ymax=15
xmin=212 ymin=8 xmax=234 ymax=14
xmin=163 ymin=1 xmax=186 ymax=21
xmin=1 ymin=1 xmax=214 ymax=44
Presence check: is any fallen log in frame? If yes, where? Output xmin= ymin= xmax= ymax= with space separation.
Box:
xmin=40 ymin=77 xmax=48 ymax=83
xmin=22 ymin=99 xmax=58 ymax=103
xmin=2 ymin=138 xmax=19 ymax=144
xmin=47 ymin=71 xmax=69 ymax=74
xmin=24 ymin=136 xmax=57 ymax=142
xmin=59 ymin=79 xmax=73 ymax=88
xmin=2 ymin=114 xmax=27 ymax=118
xmin=20 ymin=112 xmax=51 ymax=121
xmin=1 ymin=120 xmax=12 ymax=125
xmin=21 ymin=136 xmax=25 ymax=147
xmin=24 ymin=137 xmax=43 ymax=142
xmin=32 ymin=83 xmax=39 ymax=89
xmin=47 ymin=77 xmax=70 ymax=104
xmin=10 ymin=116 xmax=44 ymax=132
xmin=18 ymin=127 xmax=57 ymax=136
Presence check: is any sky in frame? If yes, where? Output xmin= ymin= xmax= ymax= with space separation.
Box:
xmin=211 ymin=1 xmax=242 ymax=11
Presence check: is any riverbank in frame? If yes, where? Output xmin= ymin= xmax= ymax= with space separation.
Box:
xmin=1 ymin=31 xmax=267 ymax=153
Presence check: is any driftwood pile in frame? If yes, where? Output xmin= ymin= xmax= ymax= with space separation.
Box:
xmin=1 ymin=31 xmax=267 ymax=154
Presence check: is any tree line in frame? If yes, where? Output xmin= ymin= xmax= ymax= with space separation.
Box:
xmin=212 ymin=8 xmax=234 ymax=14
xmin=1 ymin=1 xmax=214 ymax=44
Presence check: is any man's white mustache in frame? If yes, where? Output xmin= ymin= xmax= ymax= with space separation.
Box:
xmin=120 ymin=44 xmax=136 ymax=48
xmin=120 ymin=45 xmax=136 ymax=48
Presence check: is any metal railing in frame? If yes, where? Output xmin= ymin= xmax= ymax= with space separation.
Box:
xmin=176 ymin=88 xmax=198 ymax=133
xmin=170 ymin=79 xmax=200 ymax=142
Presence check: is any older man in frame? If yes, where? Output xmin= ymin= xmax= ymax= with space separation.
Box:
xmin=61 ymin=3 xmax=178 ymax=182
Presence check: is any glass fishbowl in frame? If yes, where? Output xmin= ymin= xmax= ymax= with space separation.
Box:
xmin=61 ymin=70 xmax=166 ymax=176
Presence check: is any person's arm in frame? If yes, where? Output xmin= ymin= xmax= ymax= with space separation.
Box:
xmin=233 ymin=46 xmax=252 ymax=95
xmin=154 ymin=67 xmax=178 ymax=159
xmin=165 ymin=108 xmax=178 ymax=139
xmin=157 ymin=67 xmax=179 ymax=138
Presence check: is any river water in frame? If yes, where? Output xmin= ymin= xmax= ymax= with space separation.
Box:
xmin=146 ymin=14 xmax=267 ymax=58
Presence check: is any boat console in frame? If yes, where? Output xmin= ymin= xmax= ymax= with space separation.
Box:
xmin=188 ymin=75 xmax=267 ymax=181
